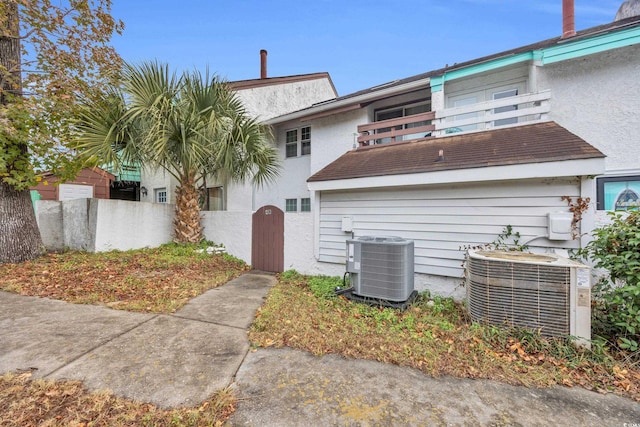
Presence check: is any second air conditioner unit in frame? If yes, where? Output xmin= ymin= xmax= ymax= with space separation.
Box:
xmin=346 ymin=236 xmax=414 ymax=301
xmin=466 ymin=249 xmax=591 ymax=346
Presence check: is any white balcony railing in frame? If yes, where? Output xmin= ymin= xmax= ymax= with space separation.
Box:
xmin=432 ymin=90 xmax=551 ymax=136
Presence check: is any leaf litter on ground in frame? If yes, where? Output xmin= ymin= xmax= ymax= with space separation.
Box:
xmin=249 ymin=271 xmax=640 ymax=402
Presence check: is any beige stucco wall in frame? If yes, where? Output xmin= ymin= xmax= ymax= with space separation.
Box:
xmin=537 ymin=43 xmax=640 ymax=174
xmin=235 ymin=78 xmax=336 ymax=121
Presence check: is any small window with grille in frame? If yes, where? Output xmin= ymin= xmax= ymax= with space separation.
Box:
xmin=300 ymin=197 xmax=311 ymax=212
xmin=285 ymin=198 xmax=297 ymax=212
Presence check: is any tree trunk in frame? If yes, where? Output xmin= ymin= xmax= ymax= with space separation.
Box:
xmin=174 ymin=171 xmax=203 ymax=243
xmin=0 ymin=2 xmax=22 ymax=102
xmin=0 ymin=181 xmax=43 ymax=263
xmin=0 ymin=3 xmax=44 ymax=263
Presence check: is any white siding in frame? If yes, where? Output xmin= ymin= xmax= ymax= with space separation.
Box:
xmin=318 ymin=178 xmax=581 ymax=278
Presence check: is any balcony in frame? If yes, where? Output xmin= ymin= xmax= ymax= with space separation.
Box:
xmin=357 ymin=90 xmax=551 ymax=147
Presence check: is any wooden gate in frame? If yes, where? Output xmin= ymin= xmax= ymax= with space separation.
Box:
xmin=251 ymin=205 xmax=284 ymax=272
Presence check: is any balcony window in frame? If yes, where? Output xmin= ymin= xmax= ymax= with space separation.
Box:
xmin=493 ymin=88 xmax=519 ymax=126
xmin=374 ymin=102 xmax=431 ymax=144
xmin=446 ymin=82 xmax=525 ymax=132
xmin=449 ymin=95 xmax=479 ymax=132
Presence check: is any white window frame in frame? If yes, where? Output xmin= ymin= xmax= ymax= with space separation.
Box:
xmin=285 ymin=126 xmax=311 ymax=158
xmin=155 ymin=188 xmax=167 ymax=204
xmin=374 ymin=101 xmax=431 ymax=143
xmin=300 ymin=126 xmax=311 ymax=155
xmin=492 ymin=88 xmax=519 ymax=126
xmin=285 ymin=129 xmax=298 ymax=158
xmin=446 ymin=81 xmax=526 ymax=131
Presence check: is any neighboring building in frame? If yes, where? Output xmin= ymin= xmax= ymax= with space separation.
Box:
xmin=247 ymin=4 xmax=640 ymax=296
xmin=140 ymin=50 xmax=338 ymax=208
xmin=31 ymin=167 xmax=115 ymax=201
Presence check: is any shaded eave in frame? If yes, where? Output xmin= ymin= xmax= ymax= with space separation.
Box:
xmin=307 ymin=122 xmax=605 ymax=191
xmin=266 ymin=15 xmax=640 ymax=126
xmin=228 ymin=72 xmax=337 ymax=97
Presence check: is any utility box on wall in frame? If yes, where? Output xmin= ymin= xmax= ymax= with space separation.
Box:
xmin=548 ymin=212 xmax=574 ymax=240
xmin=341 ymin=216 xmax=353 ymax=232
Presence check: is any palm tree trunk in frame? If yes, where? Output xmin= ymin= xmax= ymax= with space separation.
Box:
xmin=0 ymin=3 xmax=44 ymax=264
xmin=173 ymin=171 xmax=203 ymax=243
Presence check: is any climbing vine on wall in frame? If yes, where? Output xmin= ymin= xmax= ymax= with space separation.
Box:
xmin=560 ymin=196 xmax=591 ymax=239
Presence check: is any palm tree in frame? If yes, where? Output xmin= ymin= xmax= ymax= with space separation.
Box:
xmin=74 ymin=61 xmax=279 ymax=243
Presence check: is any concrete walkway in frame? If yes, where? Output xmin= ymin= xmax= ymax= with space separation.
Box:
xmin=0 ymin=273 xmax=274 ymax=407
xmin=1 ymin=272 xmax=639 ymax=426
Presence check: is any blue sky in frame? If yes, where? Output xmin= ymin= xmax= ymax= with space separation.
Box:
xmin=110 ymin=0 xmax=624 ymax=95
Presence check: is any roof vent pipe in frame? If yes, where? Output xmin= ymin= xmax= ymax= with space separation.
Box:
xmin=260 ymin=49 xmax=267 ymax=79
xmin=562 ymin=0 xmax=576 ymax=38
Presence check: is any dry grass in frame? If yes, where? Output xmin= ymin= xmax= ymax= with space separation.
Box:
xmin=0 ymin=243 xmax=247 ymax=425
xmin=0 ymin=243 xmax=248 ymax=313
xmin=250 ymin=271 xmax=640 ymax=402
xmin=0 ymin=372 xmax=235 ymax=427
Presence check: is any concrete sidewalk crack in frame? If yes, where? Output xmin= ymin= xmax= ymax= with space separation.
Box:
xmin=43 ymin=314 xmax=159 ymax=379
xmin=170 ymin=313 xmax=249 ymax=331
xmin=227 ymin=338 xmax=253 ymax=389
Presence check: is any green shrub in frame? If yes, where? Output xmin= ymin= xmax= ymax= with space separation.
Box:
xmin=578 ymin=211 xmax=640 ymax=353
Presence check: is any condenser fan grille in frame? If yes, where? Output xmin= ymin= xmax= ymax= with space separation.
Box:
xmin=467 ymin=257 xmax=570 ymax=337
xmin=359 ymin=242 xmax=411 ymax=301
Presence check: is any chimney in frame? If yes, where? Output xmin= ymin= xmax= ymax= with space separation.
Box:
xmin=260 ymin=49 xmax=267 ymax=79
xmin=562 ymin=0 xmax=576 ymax=38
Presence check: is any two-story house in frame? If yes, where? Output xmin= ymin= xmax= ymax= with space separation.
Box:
xmin=244 ymin=2 xmax=640 ymax=297
xmin=140 ymin=50 xmax=337 ymax=208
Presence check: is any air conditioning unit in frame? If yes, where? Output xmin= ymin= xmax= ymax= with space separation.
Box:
xmin=346 ymin=236 xmax=414 ymax=301
xmin=466 ymin=249 xmax=591 ymax=345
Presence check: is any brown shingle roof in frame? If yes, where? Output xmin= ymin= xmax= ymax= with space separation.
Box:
xmin=307 ymin=122 xmax=604 ymax=182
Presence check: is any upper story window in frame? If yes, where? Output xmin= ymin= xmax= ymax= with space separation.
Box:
xmin=493 ymin=88 xmax=519 ymax=126
xmin=285 ymin=126 xmax=311 ymax=158
xmin=446 ymin=82 xmax=525 ymax=132
xmin=374 ymin=101 xmax=431 ymax=144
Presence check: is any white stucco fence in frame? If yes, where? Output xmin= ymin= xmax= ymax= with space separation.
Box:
xmin=34 ymin=200 xmax=331 ymax=277
xmin=201 ymin=211 xmax=252 ymax=262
